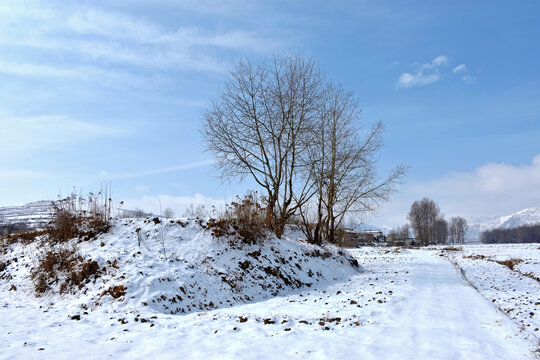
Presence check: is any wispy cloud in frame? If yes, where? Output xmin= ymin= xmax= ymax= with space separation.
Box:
xmin=0 ymin=3 xmax=280 ymax=75
xmin=100 ymin=160 xmax=214 ymax=180
xmin=395 ymin=56 xmax=449 ymax=89
xmin=0 ymin=169 xmax=49 ymax=180
xmin=0 ymin=113 xmax=128 ymax=155
xmin=452 ymin=64 xmax=466 ymax=73
xmin=395 ymin=56 xmax=475 ymax=90
xmin=0 ymin=59 xmax=157 ymax=88
xmin=452 ymin=64 xmax=476 ymax=84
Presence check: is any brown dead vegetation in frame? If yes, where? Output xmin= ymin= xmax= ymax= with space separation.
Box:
xmin=32 ymin=246 xmax=102 ymax=295
xmin=441 ymin=246 xmax=462 ymax=252
xmin=462 ymin=254 xmax=539 ymax=282
xmin=494 ymin=258 xmax=523 ymax=271
xmin=207 ymin=194 xmax=271 ymax=245
xmin=46 ymin=191 xmax=113 ymax=243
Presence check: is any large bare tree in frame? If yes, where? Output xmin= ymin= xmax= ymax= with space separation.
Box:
xmin=201 ymin=54 xmax=323 ymax=235
xmin=203 ymin=53 xmax=406 ymax=243
xmin=408 ymin=197 xmax=441 ymax=245
xmin=434 ymin=217 xmax=449 ymax=244
xmin=449 ymin=216 xmax=468 ymax=244
xmin=300 ymin=84 xmax=406 ymax=244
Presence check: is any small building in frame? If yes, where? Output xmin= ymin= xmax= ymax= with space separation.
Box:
xmin=387 ymin=237 xmax=417 ymax=247
xmin=341 ymin=230 xmax=361 ymax=247
xmin=340 ymin=229 xmax=386 ymax=247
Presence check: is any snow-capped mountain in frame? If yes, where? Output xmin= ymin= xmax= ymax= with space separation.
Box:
xmin=467 ymin=207 xmax=540 ymax=242
xmin=0 ymin=200 xmax=53 ymax=229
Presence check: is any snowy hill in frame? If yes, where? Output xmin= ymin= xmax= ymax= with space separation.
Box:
xmin=0 ymin=200 xmax=52 ymax=229
xmin=1 ymin=217 xmax=361 ymax=316
xmin=467 ymin=207 xmax=540 ymax=242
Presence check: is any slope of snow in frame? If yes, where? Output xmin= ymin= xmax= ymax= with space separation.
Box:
xmin=1 ymin=246 xmax=537 ymax=359
xmin=0 ymin=218 xmax=360 ymax=317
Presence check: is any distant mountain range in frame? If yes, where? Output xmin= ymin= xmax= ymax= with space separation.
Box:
xmin=467 ymin=207 xmax=540 ymax=242
xmin=0 ymin=200 xmax=155 ymax=232
xmin=0 ymin=200 xmax=53 ymax=230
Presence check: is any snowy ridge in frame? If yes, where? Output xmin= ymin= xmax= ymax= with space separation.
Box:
xmin=1 ymin=218 xmax=361 ymax=316
xmin=0 ymin=201 xmax=52 ymax=229
xmin=467 ymin=207 xmax=540 ymax=242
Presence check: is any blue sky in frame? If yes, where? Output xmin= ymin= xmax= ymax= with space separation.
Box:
xmin=1 ymin=0 xmax=539 ymax=226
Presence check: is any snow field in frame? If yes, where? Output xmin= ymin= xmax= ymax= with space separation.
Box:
xmin=443 ymin=243 xmax=540 ymax=342
xmin=1 ymin=223 xmax=538 ymax=359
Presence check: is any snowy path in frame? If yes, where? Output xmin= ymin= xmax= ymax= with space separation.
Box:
xmin=1 ymin=249 xmax=536 ymax=359
xmin=354 ymin=250 xmax=534 ymax=359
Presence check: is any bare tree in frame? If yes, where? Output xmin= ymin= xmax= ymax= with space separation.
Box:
xmin=163 ymin=208 xmax=175 ymax=219
xmin=392 ymin=224 xmax=410 ymax=239
xmin=202 ymin=53 xmax=406 ymax=243
xmin=300 ymin=84 xmax=406 ymax=244
xmin=434 ymin=217 xmax=448 ymax=244
xmin=133 ymin=208 xmax=146 ymax=218
xmin=449 ymin=216 xmax=468 ymax=244
xmin=202 ymin=53 xmax=324 ymax=235
xmin=408 ymin=198 xmax=441 ymax=246
xmin=183 ymin=204 xmax=207 ymax=218
xmin=388 ymin=224 xmax=410 ymax=244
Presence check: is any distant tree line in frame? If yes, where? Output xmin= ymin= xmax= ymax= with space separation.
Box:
xmin=481 ymin=224 xmax=540 ymax=244
xmin=389 ymin=197 xmax=468 ymax=246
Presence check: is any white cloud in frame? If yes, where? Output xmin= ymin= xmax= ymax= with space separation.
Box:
xmin=395 ymin=56 xmax=475 ymax=90
xmin=0 ymin=114 xmax=128 ymax=155
xmin=102 ymin=160 xmax=214 ymax=180
xmin=371 ymin=154 xmax=540 ymax=227
xmin=0 ymin=4 xmax=280 ymax=74
xmin=123 ymin=193 xmax=229 ymax=216
xmin=462 ymin=75 xmax=475 ymax=84
xmin=453 ymin=64 xmax=466 ymax=73
xmin=395 ymin=55 xmax=449 ymax=90
xmin=0 ymin=59 xmax=156 ymax=88
xmin=396 ymin=72 xmax=440 ymax=89
xmin=0 ymin=170 xmax=48 ymax=180
xmin=432 ymin=56 xmax=449 ymax=66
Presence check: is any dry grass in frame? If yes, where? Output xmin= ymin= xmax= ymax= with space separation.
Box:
xmin=47 ymin=189 xmax=113 ymax=243
xmin=207 ymin=193 xmax=270 ymax=245
xmin=442 ymin=246 xmax=462 ymax=252
xmin=462 ymin=254 xmax=538 ymax=282
xmin=32 ymin=245 xmax=102 ymax=295
xmin=494 ymin=258 xmax=524 ymax=271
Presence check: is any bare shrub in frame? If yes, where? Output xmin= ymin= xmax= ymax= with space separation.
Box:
xmin=183 ymin=204 xmax=207 ymax=218
xmin=163 ymin=208 xmax=175 ymax=218
xmin=207 ymin=193 xmax=270 ymax=245
xmin=32 ymin=244 xmax=102 ymax=295
xmin=132 ymin=208 xmax=146 ymax=218
xmin=1 ymin=230 xmax=48 ymax=249
xmin=47 ymin=188 xmax=113 ymax=243
xmin=495 ymin=258 xmax=523 ymax=271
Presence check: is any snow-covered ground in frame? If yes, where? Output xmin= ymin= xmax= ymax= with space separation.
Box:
xmin=442 ymin=243 xmax=540 ymax=342
xmin=1 ymin=223 xmax=539 ymax=359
